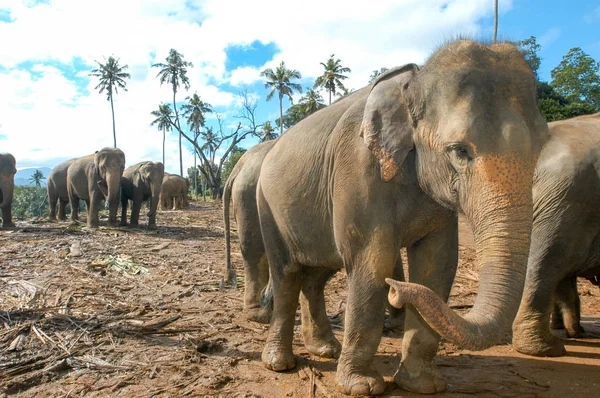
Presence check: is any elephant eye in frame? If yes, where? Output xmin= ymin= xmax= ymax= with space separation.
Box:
xmin=446 ymin=144 xmax=472 ymax=162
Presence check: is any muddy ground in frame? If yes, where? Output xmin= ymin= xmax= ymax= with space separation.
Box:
xmin=1 ymin=202 xmax=599 ymax=397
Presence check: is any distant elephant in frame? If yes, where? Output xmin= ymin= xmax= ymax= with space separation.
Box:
xmin=47 ymin=158 xmax=77 ymax=221
xmin=120 ymin=161 xmax=164 ymax=229
xmin=512 ymin=112 xmax=600 ymax=357
xmin=256 ymin=40 xmax=548 ymax=396
xmin=160 ymin=173 xmax=189 ymax=210
xmin=0 ymin=153 xmax=16 ymax=228
xmin=223 ymin=140 xmax=276 ymax=323
xmin=67 ymin=148 xmax=126 ymax=228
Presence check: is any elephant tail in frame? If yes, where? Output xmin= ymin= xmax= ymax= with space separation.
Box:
xmin=260 ymin=278 xmax=274 ymax=311
xmin=223 ymin=170 xmax=236 ymax=286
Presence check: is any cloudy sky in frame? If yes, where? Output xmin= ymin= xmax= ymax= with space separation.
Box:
xmin=1 ymin=0 xmax=599 ymax=174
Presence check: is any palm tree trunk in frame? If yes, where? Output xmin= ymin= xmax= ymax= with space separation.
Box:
xmin=493 ymin=0 xmax=498 ymax=43
xmin=194 ymin=145 xmax=198 ymax=202
xmin=328 ymin=89 xmax=332 ymax=106
xmin=110 ymin=95 xmax=116 ymax=148
xmin=172 ymin=90 xmax=183 ymax=177
xmin=279 ymin=93 xmax=283 ymax=135
xmin=162 ymin=128 xmax=166 ymax=166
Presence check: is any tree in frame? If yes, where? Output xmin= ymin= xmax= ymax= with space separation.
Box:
xmin=493 ymin=0 xmax=498 ymax=43
xmin=150 ymin=103 xmax=173 ymax=167
xmin=551 ymin=47 xmax=600 ymax=110
xmin=28 ymin=169 xmax=45 ymax=187
xmin=300 ymin=88 xmax=326 ymax=114
xmin=369 ymin=67 xmax=389 ymax=84
xmin=260 ymin=61 xmax=303 ymax=135
xmin=182 ymin=93 xmax=213 ymax=199
xmin=314 ymin=54 xmax=351 ymax=105
xmin=222 ymin=146 xmax=247 ymax=183
xmin=515 ymin=36 xmax=542 ymax=79
xmin=260 ymin=121 xmax=278 ymax=141
xmin=152 ymin=49 xmax=193 ymax=176
xmin=90 ymin=56 xmax=130 ymax=148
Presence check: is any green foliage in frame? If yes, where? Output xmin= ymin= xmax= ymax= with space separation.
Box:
xmin=515 ymin=36 xmax=541 ymax=79
xmin=28 ymin=169 xmax=45 ymax=187
xmin=275 ymin=88 xmax=326 ymax=130
xmin=260 ymin=121 xmax=278 ymax=141
xmin=90 ymin=56 xmax=130 ymax=100
xmin=369 ymin=67 xmax=389 ymax=84
xmin=551 ymin=47 xmax=600 ymax=110
xmin=12 ymin=186 xmax=48 ymax=219
xmin=314 ymin=54 xmax=351 ymax=105
xmin=261 ymin=61 xmax=303 ymax=134
xmin=221 ymin=147 xmax=247 ymax=184
xmin=152 ymin=49 xmax=193 ymax=96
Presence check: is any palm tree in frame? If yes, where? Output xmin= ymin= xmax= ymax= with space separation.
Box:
xmin=152 ymin=49 xmax=193 ymax=176
xmin=300 ymin=88 xmax=326 ymax=115
xmin=90 ymin=56 xmax=130 ymax=148
xmin=260 ymin=121 xmax=278 ymax=141
xmin=314 ymin=54 xmax=351 ymax=105
xmin=150 ymin=103 xmax=173 ymax=167
xmin=28 ymin=170 xmax=45 ymax=187
xmin=260 ymin=61 xmax=303 ymax=135
xmin=182 ymin=93 xmax=213 ymax=200
xmin=493 ymin=0 xmax=498 ymax=43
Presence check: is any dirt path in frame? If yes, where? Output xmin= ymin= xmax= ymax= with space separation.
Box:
xmin=1 ymin=203 xmax=598 ymax=397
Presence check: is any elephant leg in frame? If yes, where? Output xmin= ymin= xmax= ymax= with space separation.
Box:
xmin=68 ymin=190 xmax=80 ymax=223
xmin=395 ymin=220 xmax=458 ymax=394
xmin=300 ymin=267 xmax=341 ymax=359
xmin=243 ymin=253 xmax=271 ymax=323
xmin=120 ymin=198 xmax=129 ymax=226
xmin=386 ymin=257 xmax=405 ymax=330
xmin=550 ymin=301 xmax=565 ymax=330
xmin=88 ymin=193 xmax=100 ymax=228
xmin=49 ymin=196 xmax=58 ymax=220
xmin=58 ymin=199 xmax=68 ymax=221
xmin=335 ymin=230 xmax=396 ymax=396
xmin=1 ymin=205 xmax=14 ymax=228
xmin=130 ymin=199 xmax=142 ymax=227
xmin=555 ymin=276 xmax=584 ymax=338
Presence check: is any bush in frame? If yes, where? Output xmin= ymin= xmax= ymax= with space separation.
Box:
xmin=12 ymin=186 xmax=48 ymax=219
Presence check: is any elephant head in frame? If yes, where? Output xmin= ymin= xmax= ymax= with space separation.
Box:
xmin=94 ymin=148 xmax=126 ymax=220
xmin=361 ymin=41 xmax=548 ymax=350
xmin=0 ymin=153 xmax=17 ymax=210
xmin=138 ymin=161 xmax=164 ymax=219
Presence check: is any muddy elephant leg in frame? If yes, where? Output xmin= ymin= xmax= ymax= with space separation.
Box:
xmin=386 ymin=257 xmax=405 ymax=330
xmin=68 ymin=190 xmax=80 ymax=223
xmin=129 ymin=199 xmax=142 ymax=227
xmin=243 ymin=253 xmax=271 ymax=323
xmin=550 ymin=301 xmax=564 ymax=330
xmin=120 ymin=198 xmax=129 ymax=226
xmin=58 ymin=199 xmax=68 ymax=221
xmin=1 ymin=205 xmax=14 ymax=228
xmin=49 ymin=196 xmax=58 ymax=220
xmin=88 ymin=192 xmax=101 ymax=228
xmin=555 ymin=276 xmax=584 ymax=338
xmin=300 ymin=267 xmax=341 ymax=359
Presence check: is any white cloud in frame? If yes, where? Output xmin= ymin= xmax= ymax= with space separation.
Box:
xmin=584 ymin=6 xmax=600 ymax=23
xmin=0 ymin=0 xmax=513 ymax=173
xmin=539 ymin=27 xmax=561 ymax=48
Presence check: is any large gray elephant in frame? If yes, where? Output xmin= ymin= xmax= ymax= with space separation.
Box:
xmin=512 ymin=112 xmax=600 ymax=357
xmin=0 ymin=153 xmax=16 ymax=228
xmin=67 ymin=148 xmax=126 ymax=228
xmin=47 ymin=158 xmax=77 ymax=221
xmin=256 ymin=40 xmax=548 ymax=396
xmin=120 ymin=161 xmax=164 ymax=229
xmin=223 ymin=140 xmax=276 ymax=323
xmin=159 ymin=173 xmax=189 ymax=210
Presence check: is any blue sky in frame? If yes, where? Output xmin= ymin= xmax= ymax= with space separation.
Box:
xmin=0 ymin=0 xmax=599 ymax=174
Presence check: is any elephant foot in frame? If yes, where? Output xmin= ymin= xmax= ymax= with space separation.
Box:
xmin=48 ymin=217 xmax=58 ymax=223
xmin=107 ymin=220 xmax=118 ymax=227
xmin=1 ymin=222 xmax=16 ymax=229
xmin=245 ymin=307 xmax=271 ymax=324
xmin=262 ymin=341 xmax=296 ymax=371
xmin=129 ymin=222 xmax=139 ymax=228
xmin=304 ymin=335 xmax=341 ymax=359
xmin=336 ymin=364 xmax=385 ymax=396
xmin=512 ymin=332 xmax=566 ymax=357
xmin=565 ymin=323 xmax=585 ymax=338
xmin=147 ymin=223 xmax=157 ymax=231
xmin=394 ymin=359 xmax=446 ymax=394
xmin=119 ymin=221 xmax=128 ymax=227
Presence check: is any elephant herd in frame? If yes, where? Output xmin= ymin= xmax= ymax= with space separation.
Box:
xmin=222 ymin=40 xmax=600 ymax=395
xmin=2 ymin=40 xmax=600 ymax=396
xmin=0 ymin=148 xmax=191 ymax=230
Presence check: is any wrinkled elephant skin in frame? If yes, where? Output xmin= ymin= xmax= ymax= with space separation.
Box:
xmin=47 ymin=158 xmax=77 ymax=221
xmin=120 ymin=161 xmax=164 ymax=229
xmin=0 ymin=153 xmax=17 ymax=228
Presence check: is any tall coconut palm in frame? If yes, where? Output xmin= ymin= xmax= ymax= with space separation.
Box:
xmin=150 ymin=103 xmax=173 ymax=167
xmin=493 ymin=0 xmax=498 ymax=43
xmin=152 ymin=49 xmax=193 ymax=176
xmin=260 ymin=61 xmax=303 ymax=135
xmin=300 ymin=87 xmax=326 ymax=115
xmin=182 ymin=93 xmax=213 ymax=199
xmin=260 ymin=120 xmax=278 ymax=141
xmin=314 ymin=54 xmax=351 ymax=105
xmin=90 ymin=56 xmax=130 ymax=148
xmin=28 ymin=170 xmax=45 ymax=188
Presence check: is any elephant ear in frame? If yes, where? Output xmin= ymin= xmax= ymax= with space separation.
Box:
xmin=360 ymin=63 xmax=421 ymax=182
xmin=93 ymin=154 xmax=109 ymax=197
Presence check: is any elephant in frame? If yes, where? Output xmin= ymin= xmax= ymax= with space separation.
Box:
xmin=255 ymin=40 xmax=547 ymax=396
xmin=67 ymin=148 xmax=126 ymax=228
xmin=512 ymin=112 xmax=600 ymax=357
xmin=0 ymin=153 xmax=16 ymax=228
xmin=223 ymin=140 xmax=276 ymax=323
xmin=120 ymin=161 xmax=164 ymax=229
xmin=47 ymin=158 xmax=77 ymax=221
xmin=159 ymin=173 xmax=189 ymax=210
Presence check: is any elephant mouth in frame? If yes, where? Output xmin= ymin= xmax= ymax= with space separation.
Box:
xmin=97 ymin=180 xmax=108 ymax=197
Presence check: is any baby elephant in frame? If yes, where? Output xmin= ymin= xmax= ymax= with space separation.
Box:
xmin=160 ymin=173 xmax=189 ymax=210
xmin=0 ymin=153 xmax=16 ymax=228
xmin=513 ymin=113 xmax=600 ymax=357
xmin=47 ymin=158 xmax=77 ymax=221
xmin=120 ymin=161 xmax=164 ymax=229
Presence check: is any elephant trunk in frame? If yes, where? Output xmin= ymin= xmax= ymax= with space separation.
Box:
xmin=0 ymin=178 xmax=14 ymax=209
xmin=389 ymin=154 xmax=535 ymax=350
xmin=148 ymin=180 xmax=161 ymax=219
xmin=105 ymin=171 xmax=121 ymax=223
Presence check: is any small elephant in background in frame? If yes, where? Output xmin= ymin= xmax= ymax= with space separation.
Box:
xmin=0 ymin=153 xmax=16 ymax=228
xmin=67 ymin=148 xmax=126 ymax=228
xmin=120 ymin=161 xmax=164 ymax=229
xmin=47 ymin=158 xmax=77 ymax=221
xmin=513 ymin=112 xmax=600 ymax=357
xmin=159 ymin=173 xmax=189 ymax=210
